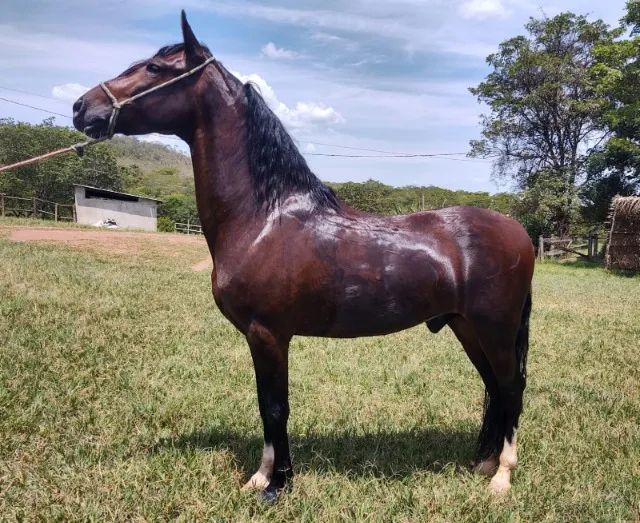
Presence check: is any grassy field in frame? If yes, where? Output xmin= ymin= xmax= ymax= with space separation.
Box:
xmin=0 ymin=221 xmax=639 ymax=521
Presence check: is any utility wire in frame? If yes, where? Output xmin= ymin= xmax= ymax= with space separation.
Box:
xmin=0 ymin=96 xmax=72 ymax=119
xmin=299 ymin=140 xmax=469 ymax=157
xmin=305 ymin=152 xmax=486 ymax=160
xmin=0 ymin=85 xmax=63 ymax=103
xmin=0 ymin=92 xmax=492 ymax=162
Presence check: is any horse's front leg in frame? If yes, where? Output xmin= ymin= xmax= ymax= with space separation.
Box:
xmin=242 ymin=321 xmax=292 ymax=503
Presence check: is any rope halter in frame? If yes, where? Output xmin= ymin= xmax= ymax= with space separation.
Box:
xmin=99 ymin=55 xmax=216 ymax=139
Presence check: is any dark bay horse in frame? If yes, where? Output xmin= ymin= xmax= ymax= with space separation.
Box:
xmin=73 ymin=12 xmax=534 ymax=503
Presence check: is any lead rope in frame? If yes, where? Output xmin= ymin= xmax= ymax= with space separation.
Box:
xmin=0 ymin=56 xmax=217 ymax=173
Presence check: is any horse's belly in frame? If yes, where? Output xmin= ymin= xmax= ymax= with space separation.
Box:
xmin=297 ymin=276 xmax=451 ymax=338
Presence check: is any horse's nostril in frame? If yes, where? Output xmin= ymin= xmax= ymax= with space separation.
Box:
xmin=73 ymin=97 xmax=84 ymax=114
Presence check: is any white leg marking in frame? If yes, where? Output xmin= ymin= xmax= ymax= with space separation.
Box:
xmin=489 ymin=430 xmax=518 ymax=495
xmin=241 ymin=443 xmax=274 ymax=491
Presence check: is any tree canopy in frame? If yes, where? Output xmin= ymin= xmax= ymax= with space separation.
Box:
xmin=583 ymin=1 xmax=640 ymax=223
xmin=0 ymin=118 xmax=122 ymax=203
xmin=469 ymin=12 xmax=623 ymax=235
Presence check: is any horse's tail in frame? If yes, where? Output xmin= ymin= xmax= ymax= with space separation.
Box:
xmin=515 ymin=290 xmax=532 ymax=393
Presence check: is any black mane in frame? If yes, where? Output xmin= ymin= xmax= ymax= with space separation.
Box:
xmin=121 ymin=43 xmax=213 ymax=77
xmin=244 ymin=83 xmax=340 ymax=211
xmin=156 ymin=43 xmax=212 ymax=58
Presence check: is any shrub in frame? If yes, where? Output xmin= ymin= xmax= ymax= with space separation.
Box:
xmin=157 ymin=216 xmax=175 ymax=233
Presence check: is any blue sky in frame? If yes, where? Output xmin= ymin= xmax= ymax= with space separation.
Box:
xmin=1 ymin=0 xmax=627 ymax=192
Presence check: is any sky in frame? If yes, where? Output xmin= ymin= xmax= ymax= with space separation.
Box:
xmin=0 ymin=0 xmax=628 ymax=192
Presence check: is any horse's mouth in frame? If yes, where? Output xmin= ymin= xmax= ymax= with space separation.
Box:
xmin=82 ymin=119 xmax=107 ymax=140
xmin=83 ymin=119 xmax=109 ymax=139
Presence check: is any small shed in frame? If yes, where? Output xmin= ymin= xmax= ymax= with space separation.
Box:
xmin=73 ymin=185 xmax=161 ymax=232
xmin=605 ymin=196 xmax=640 ymax=271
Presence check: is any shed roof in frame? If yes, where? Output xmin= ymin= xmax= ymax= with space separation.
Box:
xmin=74 ymin=184 xmax=163 ymax=203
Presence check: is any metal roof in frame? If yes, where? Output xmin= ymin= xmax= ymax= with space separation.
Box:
xmin=73 ymin=184 xmax=163 ymax=203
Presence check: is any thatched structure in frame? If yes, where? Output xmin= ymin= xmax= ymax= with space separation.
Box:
xmin=605 ymin=196 xmax=640 ymax=271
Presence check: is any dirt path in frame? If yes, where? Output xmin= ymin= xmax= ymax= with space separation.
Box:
xmin=6 ymin=227 xmax=211 ymax=271
xmin=191 ymin=257 xmax=213 ymax=272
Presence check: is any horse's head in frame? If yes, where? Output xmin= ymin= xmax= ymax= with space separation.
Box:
xmin=73 ymin=11 xmax=235 ymax=140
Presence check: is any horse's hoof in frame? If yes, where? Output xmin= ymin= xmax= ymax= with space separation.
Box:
xmin=241 ymin=472 xmax=270 ymax=491
xmin=488 ymin=475 xmax=511 ymax=496
xmin=259 ymin=487 xmax=281 ymax=505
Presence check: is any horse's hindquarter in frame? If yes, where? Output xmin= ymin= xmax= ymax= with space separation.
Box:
xmin=435 ymin=206 xmax=535 ymax=321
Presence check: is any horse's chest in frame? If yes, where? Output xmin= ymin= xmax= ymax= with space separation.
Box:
xmin=210 ymin=257 xmax=279 ymax=318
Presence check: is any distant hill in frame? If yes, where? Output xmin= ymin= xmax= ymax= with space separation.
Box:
xmin=109 ymin=136 xmax=193 ymax=178
xmin=105 ymin=136 xmax=514 ymax=214
xmin=107 ymin=136 xmax=195 ymax=197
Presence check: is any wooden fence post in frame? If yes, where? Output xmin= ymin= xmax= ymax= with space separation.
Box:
xmin=72 ymin=205 xmax=76 ymax=223
xmin=0 ymin=193 xmax=4 ymax=217
xmin=54 ymin=203 xmax=59 ymax=222
xmin=33 ymin=197 xmax=37 ymax=218
xmin=538 ymin=236 xmax=544 ymax=261
xmin=187 ymin=219 xmax=191 ymax=235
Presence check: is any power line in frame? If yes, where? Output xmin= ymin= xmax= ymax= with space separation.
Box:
xmin=305 ymin=152 xmax=487 ymax=161
xmin=299 ymin=140 xmax=469 ymax=157
xmin=0 ymin=96 xmax=72 ymax=119
xmin=0 ymin=91 xmax=492 ymax=162
xmin=0 ymin=85 xmax=62 ymax=103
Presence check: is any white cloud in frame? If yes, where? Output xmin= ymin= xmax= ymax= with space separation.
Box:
xmin=0 ymin=24 xmax=155 ymax=76
xmin=232 ymin=71 xmax=345 ymax=130
xmin=303 ymin=143 xmax=317 ymax=152
xmin=261 ymin=42 xmax=300 ymax=60
xmin=51 ymin=83 xmax=89 ymax=103
xmin=310 ymin=31 xmax=348 ymax=43
xmin=459 ymin=0 xmax=509 ymax=19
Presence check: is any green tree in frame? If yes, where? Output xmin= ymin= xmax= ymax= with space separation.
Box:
xmin=583 ymin=0 xmax=640 ymax=223
xmin=511 ymin=171 xmax=581 ymax=240
xmin=469 ymin=13 xmax=618 ymax=235
xmin=159 ymin=193 xmax=198 ymax=224
xmin=0 ymin=118 xmax=122 ymax=203
xmin=331 ymin=179 xmax=396 ymax=213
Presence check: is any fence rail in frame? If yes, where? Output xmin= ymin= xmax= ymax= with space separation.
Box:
xmin=174 ymin=221 xmax=203 ymax=235
xmin=0 ymin=193 xmax=75 ymax=222
xmin=538 ymin=234 xmax=602 ymax=261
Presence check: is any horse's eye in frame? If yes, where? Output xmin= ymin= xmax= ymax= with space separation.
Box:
xmin=146 ymin=63 xmax=162 ymax=74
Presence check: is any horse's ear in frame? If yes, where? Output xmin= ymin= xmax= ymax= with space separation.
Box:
xmin=181 ymin=10 xmax=205 ymax=65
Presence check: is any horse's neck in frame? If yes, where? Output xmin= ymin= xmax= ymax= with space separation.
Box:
xmin=189 ymin=101 xmax=253 ymax=250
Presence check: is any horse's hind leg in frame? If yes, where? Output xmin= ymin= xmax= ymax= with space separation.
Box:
xmin=467 ymin=293 xmax=531 ymax=494
xmin=448 ymin=316 xmax=502 ymax=475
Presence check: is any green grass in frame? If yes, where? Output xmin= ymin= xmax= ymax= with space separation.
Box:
xmin=0 ymin=232 xmax=639 ymax=521
xmin=0 ymin=216 xmax=99 ymax=230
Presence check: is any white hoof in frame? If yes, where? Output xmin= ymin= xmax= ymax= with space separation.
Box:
xmin=241 ymin=471 xmax=270 ymax=491
xmin=241 ymin=442 xmax=274 ymax=491
xmin=489 ymin=472 xmax=511 ymax=496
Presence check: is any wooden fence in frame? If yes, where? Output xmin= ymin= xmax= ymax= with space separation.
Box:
xmin=537 ymin=234 xmax=602 ymax=261
xmin=174 ymin=221 xmax=203 ymax=235
xmin=0 ymin=193 xmax=75 ymax=222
